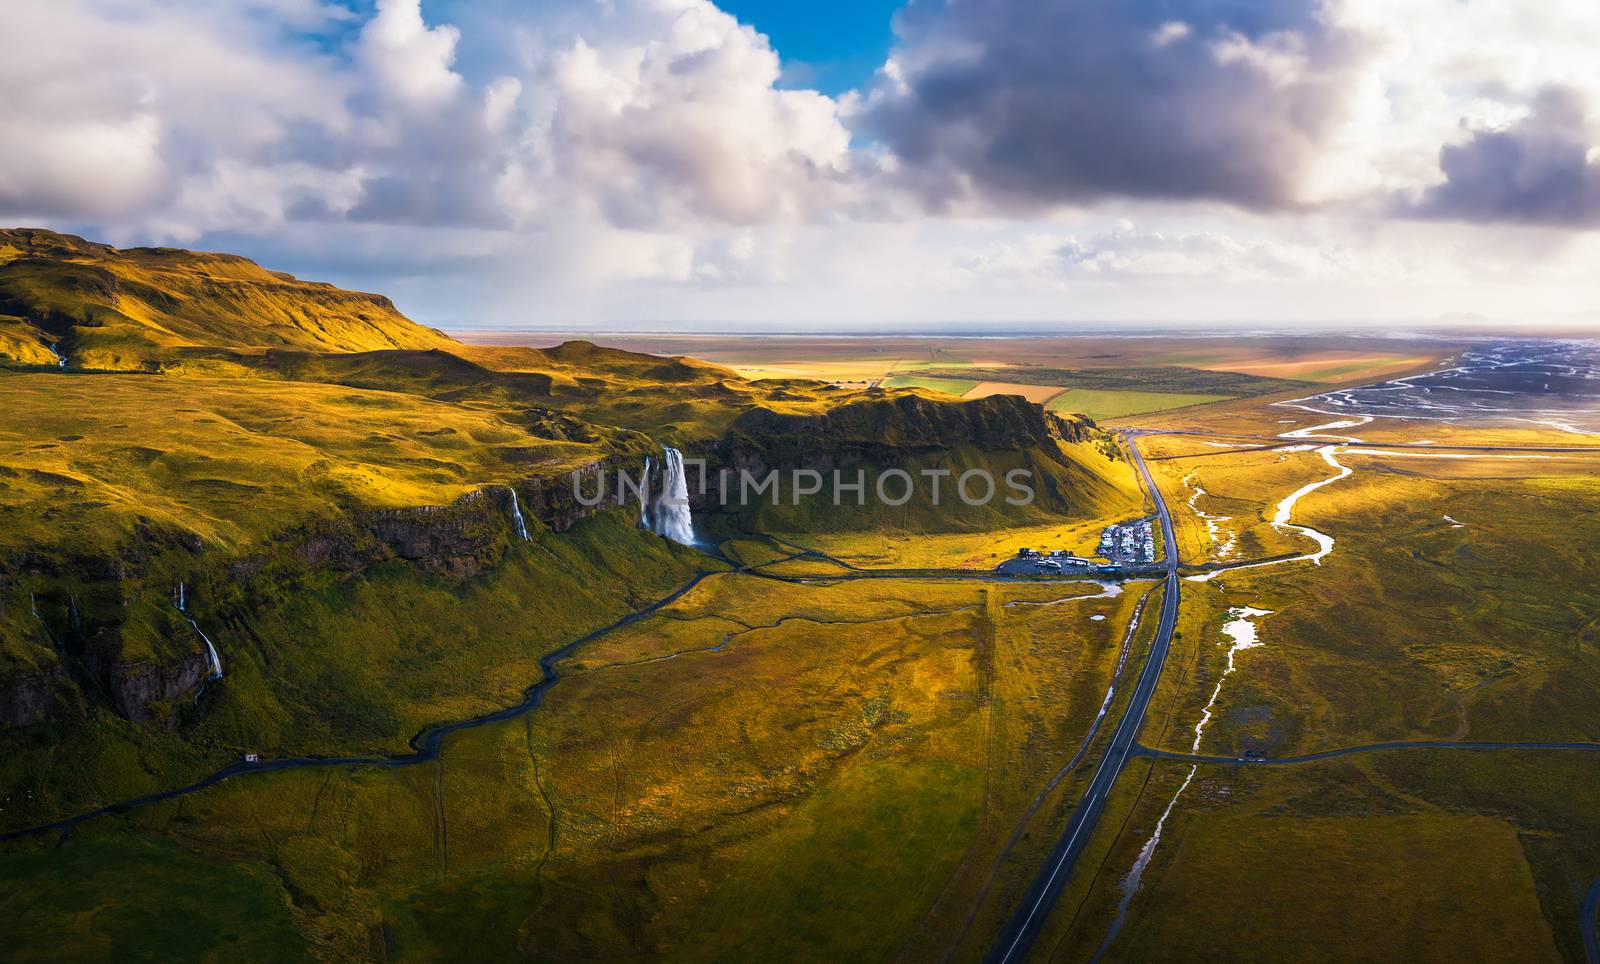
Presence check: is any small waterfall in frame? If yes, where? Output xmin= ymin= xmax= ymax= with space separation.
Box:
xmin=29 ymin=593 xmax=59 ymax=652
xmin=185 ymin=617 xmax=224 ymax=679
xmin=505 ymin=486 xmax=530 ymax=540
xmin=175 ymin=594 xmax=223 ymax=680
xmin=48 ymin=342 xmax=66 ymax=368
xmin=648 ymin=447 xmax=696 ymax=546
xmin=175 ymin=580 xmax=186 ymax=611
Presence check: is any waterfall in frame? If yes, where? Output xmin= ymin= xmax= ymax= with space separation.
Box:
xmin=648 ymin=447 xmax=696 ymax=546
xmin=29 ymin=592 xmax=58 ymax=651
xmin=185 ymin=617 xmax=224 ymax=679
xmin=48 ymin=342 xmax=66 ymax=368
xmin=639 ymin=455 xmax=652 ymax=526
xmin=505 ymin=486 xmax=530 ymax=540
xmin=175 ymin=593 xmax=223 ymax=679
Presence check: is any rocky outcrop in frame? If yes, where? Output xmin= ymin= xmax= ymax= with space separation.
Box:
xmin=710 ymin=393 xmax=1092 ymax=485
xmin=106 ymin=652 xmax=208 ymax=724
xmin=0 ymin=664 xmax=76 ymax=727
xmin=517 ymin=455 xmax=644 ymax=534
xmin=726 ymin=393 xmax=1090 ymax=459
xmin=367 ymin=491 xmax=505 ymax=579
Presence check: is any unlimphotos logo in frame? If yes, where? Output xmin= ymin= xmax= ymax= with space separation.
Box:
xmin=573 ymin=459 xmax=1036 ymax=508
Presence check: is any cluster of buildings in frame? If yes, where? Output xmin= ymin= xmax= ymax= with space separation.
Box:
xmin=1015 ymin=546 xmax=1122 ymax=575
xmin=1002 ymin=516 xmax=1158 ymax=577
xmin=1099 ymin=518 xmax=1156 ymax=565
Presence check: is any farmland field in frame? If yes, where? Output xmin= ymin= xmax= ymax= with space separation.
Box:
xmin=1048 ymin=388 xmax=1228 ymax=420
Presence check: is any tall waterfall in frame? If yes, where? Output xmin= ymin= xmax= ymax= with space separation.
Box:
xmin=505 ymin=486 xmax=530 ymax=540
xmin=646 ymin=447 xmax=696 ymax=546
xmin=639 ymin=455 xmax=652 ymax=525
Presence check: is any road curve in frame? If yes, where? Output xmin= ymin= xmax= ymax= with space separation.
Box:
xmin=0 ymin=567 xmax=729 ymax=844
xmin=985 ymin=436 xmax=1181 ymax=964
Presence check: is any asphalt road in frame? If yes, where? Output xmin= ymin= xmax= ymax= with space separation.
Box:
xmin=1581 ymin=876 xmax=1600 ymax=964
xmin=985 ymin=437 xmax=1181 ymax=964
xmin=0 ymin=564 xmax=727 ymax=844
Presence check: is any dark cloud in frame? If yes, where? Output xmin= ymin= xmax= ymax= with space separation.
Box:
xmin=1405 ymin=87 xmax=1600 ymax=226
xmin=861 ymin=0 xmax=1369 ymax=212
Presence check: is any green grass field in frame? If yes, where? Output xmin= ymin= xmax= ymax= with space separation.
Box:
xmin=0 ymin=834 xmax=308 ymax=962
xmin=1107 ymin=797 xmax=1561 ymax=962
xmin=1047 ymin=388 xmax=1229 ymax=420
xmin=0 ymin=572 xmax=1144 ymax=961
xmin=882 ymin=374 xmax=981 ymax=395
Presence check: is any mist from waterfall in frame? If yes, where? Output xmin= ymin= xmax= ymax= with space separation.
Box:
xmin=645 ymin=447 xmax=696 ymax=546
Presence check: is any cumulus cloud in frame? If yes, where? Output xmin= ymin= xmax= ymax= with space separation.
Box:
xmin=6 ymin=0 xmax=1600 ymax=327
xmin=0 ymin=0 xmax=859 ymax=240
xmin=0 ymin=1 xmax=352 ymax=227
xmin=1402 ymin=87 xmax=1600 ymax=226
xmin=358 ymin=0 xmax=466 ymax=110
xmin=537 ymin=0 xmax=858 ymax=227
xmin=860 ymin=0 xmax=1372 ymax=213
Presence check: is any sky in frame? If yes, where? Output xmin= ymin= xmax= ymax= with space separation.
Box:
xmin=3 ymin=0 xmax=1600 ymax=332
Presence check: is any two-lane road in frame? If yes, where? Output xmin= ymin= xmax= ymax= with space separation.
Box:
xmin=986 ymin=437 xmax=1181 ymax=964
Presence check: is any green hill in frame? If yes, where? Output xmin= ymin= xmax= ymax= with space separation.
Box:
xmin=0 ymin=228 xmax=455 ymax=370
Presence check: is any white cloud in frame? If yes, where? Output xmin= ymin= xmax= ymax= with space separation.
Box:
xmin=952 ymin=222 xmax=1350 ymax=288
xmin=3 ymin=0 xmax=1600 ymax=328
xmin=538 ymin=0 xmax=858 ymax=227
xmin=0 ymin=1 xmax=351 ymax=232
xmin=0 ymin=0 xmax=860 ymax=241
xmin=358 ymin=0 xmax=466 ymax=110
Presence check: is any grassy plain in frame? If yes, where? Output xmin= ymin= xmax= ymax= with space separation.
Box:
xmin=1157 ymin=454 xmax=1600 ymax=756
xmin=1055 ymin=754 xmax=1591 ymax=963
xmin=1028 ymin=397 xmax=1600 ymax=964
xmin=1110 ymin=810 xmax=1557 ymax=962
xmin=1048 ymin=388 xmax=1228 ymax=421
xmin=963 ymin=381 xmax=1067 ymax=404
xmin=0 ymin=571 xmax=1148 ymax=962
xmin=462 ymin=333 xmax=1451 ymax=392
xmin=882 ymin=373 xmax=981 ymax=395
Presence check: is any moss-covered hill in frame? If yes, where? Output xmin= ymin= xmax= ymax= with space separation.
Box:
xmin=0 ymin=228 xmax=455 ymax=370
xmin=0 ymin=229 xmax=1126 ymax=833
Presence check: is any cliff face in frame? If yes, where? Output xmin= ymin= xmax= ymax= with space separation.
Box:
xmin=106 ymin=652 xmax=209 ymax=724
xmin=712 ymin=393 xmax=1093 ymax=482
xmin=0 ymin=664 xmax=74 ymax=727
xmin=0 ymin=461 xmax=646 ymax=728
xmin=690 ymin=392 xmax=1107 ymax=533
xmin=726 ymin=393 xmax=1091 ymax=459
